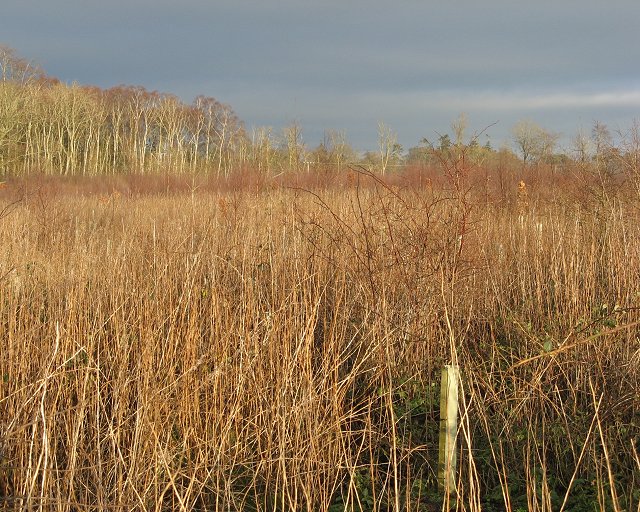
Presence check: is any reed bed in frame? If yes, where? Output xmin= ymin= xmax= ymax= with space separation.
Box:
xmin=0 ymin=174 xmax=638 ymax=511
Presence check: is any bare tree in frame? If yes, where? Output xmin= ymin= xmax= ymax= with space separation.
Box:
xmin=378 ymin=122 xmax=401 ymax=174
xmin=571 ymin=127 xmax=593 ymax=164
xmin=0 ymin=45 xmax=42 ymax=84
xmin=283 ymin=121 xmax=305 ymax=172
xmin=327 ymin=130 xmax=354 ymax=172
xmin=251 ymin=127 xmax=276 ymax=175
xmin=512 ymin=119 xmax=558 ymax=164
xmin=0 ymin=46 xmax=249 ymax=177
xmin=452 ymin=112 xmax=468 ymax=148
xmin=591 ymin=121 xmax=612 ymax=161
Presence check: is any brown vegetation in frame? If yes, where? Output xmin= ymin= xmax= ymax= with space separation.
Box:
xmin=0 ymin=161 xmax=639 ymax=511
xmin=1 ymin=44 xmax=640 ymax=511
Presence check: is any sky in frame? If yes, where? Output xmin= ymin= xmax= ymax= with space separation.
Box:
xmin=3 ymin=1 xmax=640 ymax=153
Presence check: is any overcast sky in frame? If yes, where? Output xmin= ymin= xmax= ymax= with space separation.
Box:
xmin=3 ymin=1 xmax=640 ymax=152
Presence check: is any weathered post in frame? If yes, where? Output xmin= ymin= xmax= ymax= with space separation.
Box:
xmin=438 ymin=364 xmax=460 ymax=495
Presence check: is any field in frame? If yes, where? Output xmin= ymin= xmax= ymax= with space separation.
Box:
xmin=0 ymin=168 xmax=639 ymax=511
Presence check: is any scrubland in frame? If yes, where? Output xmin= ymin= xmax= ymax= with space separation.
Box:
xmin=0 ymin=166 xmax=639 ymax=511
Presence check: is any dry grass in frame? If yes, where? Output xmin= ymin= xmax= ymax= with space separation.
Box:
xmin=0 ymin=170 xmax=639 ymax=511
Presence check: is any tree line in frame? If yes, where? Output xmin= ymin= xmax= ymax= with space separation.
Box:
xmin=1 ymin=46 xmax=247 ymax=177
xmin=1 ymin=45 xmax=638 ymax=180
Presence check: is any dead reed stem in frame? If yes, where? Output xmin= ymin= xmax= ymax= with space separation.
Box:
xmin=0 ymin=178 xmax=638 ymax=511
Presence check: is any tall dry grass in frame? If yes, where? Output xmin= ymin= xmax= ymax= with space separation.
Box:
xmin=0 ymin=170 xmax=638 ymax=511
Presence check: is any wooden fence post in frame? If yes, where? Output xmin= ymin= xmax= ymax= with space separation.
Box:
xmin=438 ymin=364 xmax=460 ymax=495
